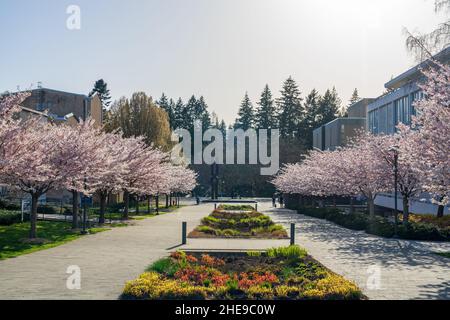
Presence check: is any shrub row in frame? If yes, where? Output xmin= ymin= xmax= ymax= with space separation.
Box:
xmin=0 ymin=210 xmax=27 ymax=226
xmin=297 ymin=206 xmax=450 ymax=241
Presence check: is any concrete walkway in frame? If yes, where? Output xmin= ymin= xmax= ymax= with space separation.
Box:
xmin=260 ymin=201 xmax=450 ymax=300
xmin=0 ymin=203 xmax=210 ymax=300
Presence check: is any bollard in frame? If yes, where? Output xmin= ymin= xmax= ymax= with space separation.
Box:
xmin=255 ymin=203 xmax=258 ymax=211
xmin=290 ymin=223 xmax=295 ymax=245
xmin=214 ymin=203 xmax=217 ymax=210
xmin=182 ymin=222 xmax=187 ymax=245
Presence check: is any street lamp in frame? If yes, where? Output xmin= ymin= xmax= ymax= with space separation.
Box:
xmin=388 ymin=145 xmax=399 ymax=236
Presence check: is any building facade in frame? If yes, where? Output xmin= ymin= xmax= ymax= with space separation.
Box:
xmin=313 ymin=98 xmax=374 ymax=151
xmin=367 ymin=47 xmax=450 ymax=215
xmin=21 ymin=88 xmax=102 ymax=127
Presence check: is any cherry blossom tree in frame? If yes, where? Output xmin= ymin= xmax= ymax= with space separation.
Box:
xmin=400 ymin=63 xmax=450 ymax=217
xmin=273 ymin=140 xmax=391 ymax=217
xmin=360 ymin=132 xmax=422 ymax=222
xmin=116 ymin=136 xmax=167 ymax=219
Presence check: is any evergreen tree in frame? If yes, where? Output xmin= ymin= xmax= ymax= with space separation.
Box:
xmin=182 ymin=95 xmax=197 ymax=129
xmin=277 ymin=76 xmax=304 ymax=138
xmin=89 ymin=79 xmax=112 ymax=122
xmin=255 ymin=84 xmax=277 ymax=129
xmin=316 ymin=87 xmax=341 ymax=126
xmin=219 ymin=119 xmax=227 ymax=137
xmin=298 ymin=89 xmax=321 ymax=148
xmin=173 ymin=98 xmax=185 ymax=130
xmin=343 ymin=88 xmax=361 ymax=116
xmin=235 ymin=92 xmax=255 ymax=130
xmin=197 ymin=96 xmax=211 ymax=130
xmin=157 ymin=93 xmax=175 ymax=129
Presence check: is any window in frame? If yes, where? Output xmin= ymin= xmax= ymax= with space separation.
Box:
xmin=395 ymin=96 xmax=410 ymax=126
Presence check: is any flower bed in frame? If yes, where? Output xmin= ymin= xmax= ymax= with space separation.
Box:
xmin=189 ymin=206 xmax=288 ymax=239
xmin=122 ymin=246 xmax=364 ymax=300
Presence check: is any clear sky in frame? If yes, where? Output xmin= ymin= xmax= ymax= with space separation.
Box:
xmin=0 ymin=0 xmax=445 ymax=124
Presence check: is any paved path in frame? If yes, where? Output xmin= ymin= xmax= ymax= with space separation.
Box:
xmin=259 ymin=201 xmax=450 ymax=300
xmin=0 ymin=203 xmax=210 ymax=300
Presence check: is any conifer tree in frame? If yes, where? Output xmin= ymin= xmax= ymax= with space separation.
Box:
xmin=235 ymin=92 xmax=255 ymax=130
xmin=277 ymin=76 xmax=303 ymax=138
xmin=299 ymin=89 xmax=321 ymax=148
xmin=255 ymin=84 xmax=277 ymax=129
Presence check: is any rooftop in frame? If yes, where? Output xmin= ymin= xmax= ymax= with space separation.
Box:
xmin=385 ymin=46 xmax=450 ymax=90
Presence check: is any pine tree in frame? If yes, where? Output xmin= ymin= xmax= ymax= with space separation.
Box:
xmin=277 ymin=76 xmax=304 ymax=138
xmin=235 ymin=92 xmax=255 ymax=130
xmin=173 ymin=98 xmax=185 ymax=130
xmin=298 ymin=89 xmax=321 ymax=147
xmin=255 ymin=84 xmax=277 ymax=129
xmin=183 ymin=95 xmax=197 ymax=129
xmin=89 ymin=79 xmax=112 ymax=121
xmin=197 ymin=96 xmax=211 ymax=130
xmin=317 ymin=87 xmax=341 ymax=126
xmin=343 ymin=88 xmax=361 ymax=116
xmin=157 ymin=93 xmax=175 ymax=129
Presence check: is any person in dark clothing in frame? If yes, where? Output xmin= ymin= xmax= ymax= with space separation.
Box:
xmin=279 ymin=194 xmax=284 ymax=207
xmin=272 ymin=195 xmax=277 ymax=207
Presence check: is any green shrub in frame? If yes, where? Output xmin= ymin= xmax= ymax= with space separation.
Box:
xmin=201 ymin=216 xmax=221 ymax=226
xmin=397 ymin=223 xmax=450 ymax=241
xmin=197 ymin=225 xmax=217 ymax=235
xmin=365 ymin=217 xmax=395 ymax=238
xmin=0 ymin=200 xmax=20 ymax=211
xmin=267 ymin=246 xmax=307 ymax=259
xmin=246 ymin=251 xmax=262 ymax=257
xmin=0 ymin=210 xmax=24 ymax=226
xmin=219 ymin=204 xmax=255 ymax=211
xmin=217 ymin=229 xmax=240 ymax=237
xmin=147 ymin=258 xmax=180 ymax=276
xmin=37 ymin=205 xmax=58 ymax=215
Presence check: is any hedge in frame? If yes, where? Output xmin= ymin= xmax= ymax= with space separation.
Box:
xmin=0 ymin=210 xmax=26 ymax=226
xmin=296 ymin=206 xmax=449 ymax=241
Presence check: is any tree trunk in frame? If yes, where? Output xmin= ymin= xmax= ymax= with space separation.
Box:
xmin=135 ymin=195 xmax=140 ymax=215
xmin=349 ymin=197 xmax=355 ymax=214
xmin=165 ymin=194 xmax=169 ymax=208
xmin=123 ymin=190 xmax=130 ymax=220
xmin=332 ymin=196 xmax=337 ymax=208
xmin=29 ymin=193 xmax=39 ymax=239
xmin=402 ymin=196 xmax=410 ymax=224
xmin=147 ymin=196 xmax=151 ymax=214
xmin=437 ymin=205 xmax=444 ymax=218
xmin=156 ymin=195 xmax=159 ymax=215
xmin=437 ymin=195 xmax=445 ymax=218
xmin=72 ymin=190 xmax=79 ymax=229
xmin=368 ymin=198 xmax=375 ymax=218
xmin=99 ymin=192 xmax=107 ymax=224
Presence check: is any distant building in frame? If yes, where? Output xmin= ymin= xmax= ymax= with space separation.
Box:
xmin=367 ymin=46 xmax=450 ymax=215
xmin=313 ymin=98 xmax=374 ymax=151
xmin=21 ymin=88 xmax=102 ymax=127
xmin=368 ymin=47 xmax=450 ymax=135
xmin=1 ymin=87 xmax=104 ymax=205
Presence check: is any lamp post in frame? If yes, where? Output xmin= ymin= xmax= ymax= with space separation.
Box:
xmin=389 ymin=145 xmax=399 ymax=236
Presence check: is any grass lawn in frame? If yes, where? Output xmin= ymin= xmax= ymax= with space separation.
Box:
xmin=0 ymin=221 xmax=106 ymax=260
xmin=122 ymin=246 xmax=364 ymax=300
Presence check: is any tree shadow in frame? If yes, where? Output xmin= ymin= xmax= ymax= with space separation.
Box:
xmin=266 ymin=208 xmax=450 ymax=270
